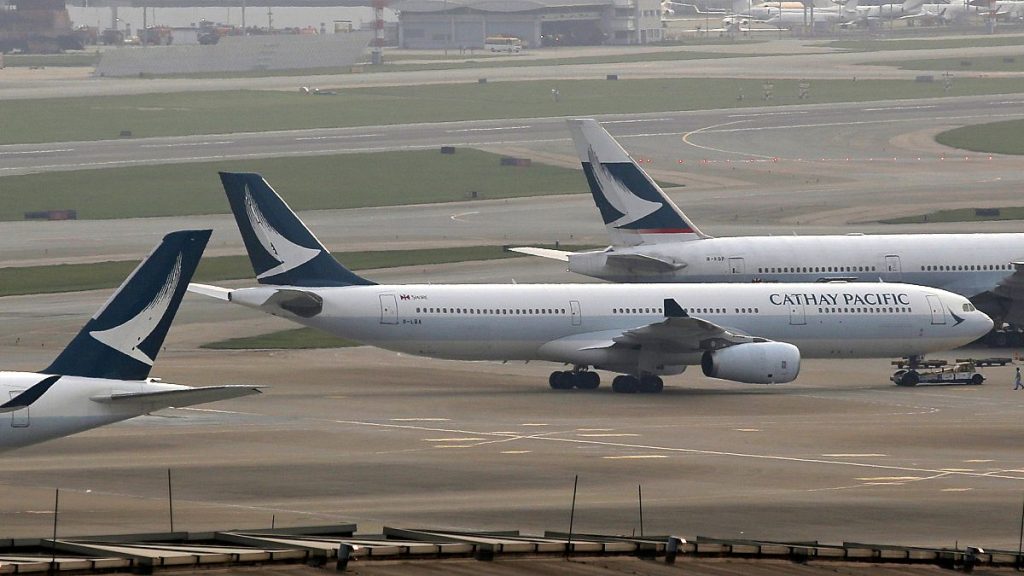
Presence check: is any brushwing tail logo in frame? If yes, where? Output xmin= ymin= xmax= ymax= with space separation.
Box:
xmin=588 ymin=146 xmax=661 ymax=228
xmin=89 ymin=254 xmax=182 ymax=366
xmin=244 ymin=187 xmax=320 ymax=280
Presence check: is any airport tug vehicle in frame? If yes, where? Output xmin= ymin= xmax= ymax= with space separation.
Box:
xmin=891 ymin=359 xmax=995 ymax=387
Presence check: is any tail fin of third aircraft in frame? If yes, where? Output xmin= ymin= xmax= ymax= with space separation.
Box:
xmin=567 ymin=118 xmax=707 ymax=247
xmin=218 ymin=172 xmax=376 ymax=288
xmin=44 ymin=229 xmax=211 ymax=381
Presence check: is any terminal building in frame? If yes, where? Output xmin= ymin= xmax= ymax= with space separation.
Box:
xmin=392 ymin=0 xmax=663 ymax=49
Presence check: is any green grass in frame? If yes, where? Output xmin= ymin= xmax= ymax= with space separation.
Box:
xmin=866 ymin=54 xmax=1024 ymax=72
xmin=936 ymin=119 xmax=1024 ymax=155
xmin=818 ymin=36 xmax=1024 ymax=52
xmin=2 ymin=52 xmax=101 ymax=67
xmin=200 ymin=327 xmax=360 ymax=349
xmin=879 ymin=206 xmax=1024 ymax=224
xmin=7 ymin=77 xmax=1024 ymax=145
xmin=0 ymin=245 xmax=595 ymax=297
xmin=0 ymin=149 xmax=585 ymax=220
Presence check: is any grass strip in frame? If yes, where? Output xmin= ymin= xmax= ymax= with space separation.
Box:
xmin=0 ymin=149 xmax=585 ymax=221
xmin=0 ymin=245 xmax=595 ymax=297
xmin=879 ymin=206 xmax=1024 ymax=224
xmin=818 ymin=36 xmax=1024 ymax=52
xmin=6 ymin=77 xmax=1024 ymax=145
xmin=935 ymin=119 xmax=1024 ymax=155
xmin=865 ymin=54 xmax=1024 ymax=72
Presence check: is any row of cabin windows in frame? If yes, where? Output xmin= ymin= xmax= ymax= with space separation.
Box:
xmin=757 ymin=266 xmax=877 ymax=274
xmin=613 ymin=307 xmax=760 ymax=315
xmin=817 ymin=307 xmax=910 ymax=314
xmin=416 ymin=307 xmax=567 ymax=315
xmin=921 ymin=264 xmax=1012 ymax=271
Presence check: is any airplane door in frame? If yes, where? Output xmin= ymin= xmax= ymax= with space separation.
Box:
xmin=379 ymin=294 xmax=399 ymax=325
xmin=8 ymin=391 xmax=28 ymax=428
xmin=729 ymin=257 xmax=745 ymax=275
xmin=789 ymin=303 xmax=806 ymax=325
xmin=570 ymin=300 xmax=582 ymax=326
xmin=926 ymin=294 xmax=946 ymax=325
xmin=885 ymin=255 xmax=902 ymax=281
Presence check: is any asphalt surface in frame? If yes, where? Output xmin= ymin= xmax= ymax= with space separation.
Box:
xmin=4 ymin=38 xmax=1024 ymax=553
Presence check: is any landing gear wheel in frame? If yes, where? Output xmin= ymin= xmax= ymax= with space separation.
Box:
xmin=577 ymin=371 xmax=600 ymax=390
xmin=549 ymin=371 xmax=573 ymax=390
xmin=637 ymin=376 xmax=664 ymax=393
xmin=612 ymin=375 xmax=639 ymax=393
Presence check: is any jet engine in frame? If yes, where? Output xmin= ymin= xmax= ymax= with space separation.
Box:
xmin=701 ymin=342 xmax=800 ymax=384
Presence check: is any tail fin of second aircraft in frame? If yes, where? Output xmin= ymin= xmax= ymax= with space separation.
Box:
xmin=218 ymin=172 xmax=375 ymax=288
xmin=567 ymin=119 xmax=707 ymax=247
xmin=44 ymin=229 xmax=211 ymax=381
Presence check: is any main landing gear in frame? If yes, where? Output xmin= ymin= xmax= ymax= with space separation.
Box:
xmin=548 ymin=368 xmax=665 ymax=393
xmin=611 ymin=375 xmax=664 ymax=394
xmin=549 ymin=369 xmax=600 ymax=390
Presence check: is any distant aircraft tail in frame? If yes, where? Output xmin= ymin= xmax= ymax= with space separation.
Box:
xmin=44 ymin=229 xmax=211 ymax=381
xmin=218 ymin=172 xmax=375 ymax=287
xmin=567 ymin=119 xmax=707 ymax=247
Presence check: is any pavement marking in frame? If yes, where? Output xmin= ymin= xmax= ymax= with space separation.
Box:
xmin=942 ymin=488 xmax=973 ymax=492
xmin=862 ymin=105 xmax=938 ymax=112
xmin=329 ymin=418 xmax=1024 ymax=484
xmin=139 ymin=141 xmax=234 ymax=148
xmin=601 ymin=117 xmax=672 ymax=124
xmin=390 ymin=418 xmax=450 ymax=422
xmin=576 ymin=428 xmax=615 ymax=432
xmin=521 ymin=423 xmax=549 ymax=426
xmin=501 ymin=450 xmax=532 ymax=454
xmin=965 ymin=459 xmax=993 ymax=463
xmin=727 ymin=111 xmax=809 ymax=118
xmin=173 ymin=407 xmax=258 ymax=416
xmin=682 ymin=120 xmax=776 ymax=160
xmin=433 ymin=445 xmax=474 ymax=449
xmin=450 ymin=211 xmax=480 ymax=222
xmin=823 ymin=453 xmax=888 ymax=458
xmin=0 ymin=148 xmax=73 ymax=156
xmin=445 ymin=125 xmax=531 ymax=133
xmin=603 ymin=455 xmax=667 ymax=460
xmin=423 ymin=437 xmax=488 ymax=442
xmin=942 ymin=468 xmax=975 ymax=472
xmin=858 ymin=477 xmax=923 ymax=481
xmin=577 ymin=433 xmax=639 ymax=437
xmin=734 ymin=428 xmax=761 ymax=432
xmin=294 ymin=133 xmax=380 ymax=141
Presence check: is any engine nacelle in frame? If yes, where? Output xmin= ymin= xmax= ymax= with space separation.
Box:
xmin=701 ymin=342 xmax=801 ymax=384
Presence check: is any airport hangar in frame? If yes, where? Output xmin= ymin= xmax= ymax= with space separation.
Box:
xmin=392 ymin=0 xmax=663 ymax=48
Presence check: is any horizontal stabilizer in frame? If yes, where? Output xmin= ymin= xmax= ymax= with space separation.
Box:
xmin=90 ymin=385 xmax=261 ymax=407
xmin=507 ymin=247 xmax=572 ymax=262
xmin=187 ymin=282 xmax=233 ymax=301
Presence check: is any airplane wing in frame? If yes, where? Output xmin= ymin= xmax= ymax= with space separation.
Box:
xmin=90 ymin=385 xmax=262 ymax=407
xmin=990 ymin=262 xmax=1024 ymax=301
xmin=507 ymin=247 xmax=572 ymax=262
xmin=581 ymin=299 xmax=760 ymax=353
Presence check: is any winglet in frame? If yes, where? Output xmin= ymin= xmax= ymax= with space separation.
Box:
xmin=664 ymin=298 xmax=689 ymax=318
xmin=219 ymin=172 xmax=375 ymax=287
xmin=567 ymin=118 xmax=707 ymax=247
xmin=43 ymin=230 xmax=211 ymax=381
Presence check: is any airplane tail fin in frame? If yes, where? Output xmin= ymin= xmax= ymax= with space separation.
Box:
xmin=44 ymin=229 xmax=211 ymax=381
xmin=567 ymin=119 xmax=707 ymax=247
xmin=218 ymin=172 xmax=375 ymax=287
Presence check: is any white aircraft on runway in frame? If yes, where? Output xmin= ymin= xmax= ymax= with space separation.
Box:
xmin=512 ymin=119 xmax=1024 ymax=333
xmin=0 ymin=230 xmax=260 ymax=452
xmin=188 ymin=173 xmax=991 ymax=394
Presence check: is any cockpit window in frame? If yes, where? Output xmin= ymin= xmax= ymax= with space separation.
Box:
xmin=962 ymin=303 xmax=976 ymax=312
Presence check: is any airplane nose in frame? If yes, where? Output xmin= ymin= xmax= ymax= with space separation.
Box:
xmin=976 ymin=310 xmax=995 ymax=335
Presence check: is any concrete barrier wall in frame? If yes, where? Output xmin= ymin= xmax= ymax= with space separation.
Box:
xmin=95 ymin=32 xmax=372 ymax=77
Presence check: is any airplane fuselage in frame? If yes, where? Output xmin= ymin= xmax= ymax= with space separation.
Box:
xmin=228 ymin=282 xmax=990 ymax=376
xmin=568 ymin=233 xmax=1024 ymax=303
xmin=0 ymin=372 xmax=191 ymax=452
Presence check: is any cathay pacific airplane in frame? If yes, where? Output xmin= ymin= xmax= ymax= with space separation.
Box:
xmin=513 ymin=119 xmax=1024 ymax=332
xmin=188 ymin=173 xmax=991 ymax=394
xmin=0 ymin=230 xmax=260 ymax=452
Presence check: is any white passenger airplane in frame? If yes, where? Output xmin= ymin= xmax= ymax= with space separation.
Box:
xmin=0 ymin=230 xmax=260 ymax=452
xmin=188 ymin=173 xmax=991 ymax=393
xmin=513 ymin=119 xmax=1024 ymax=332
